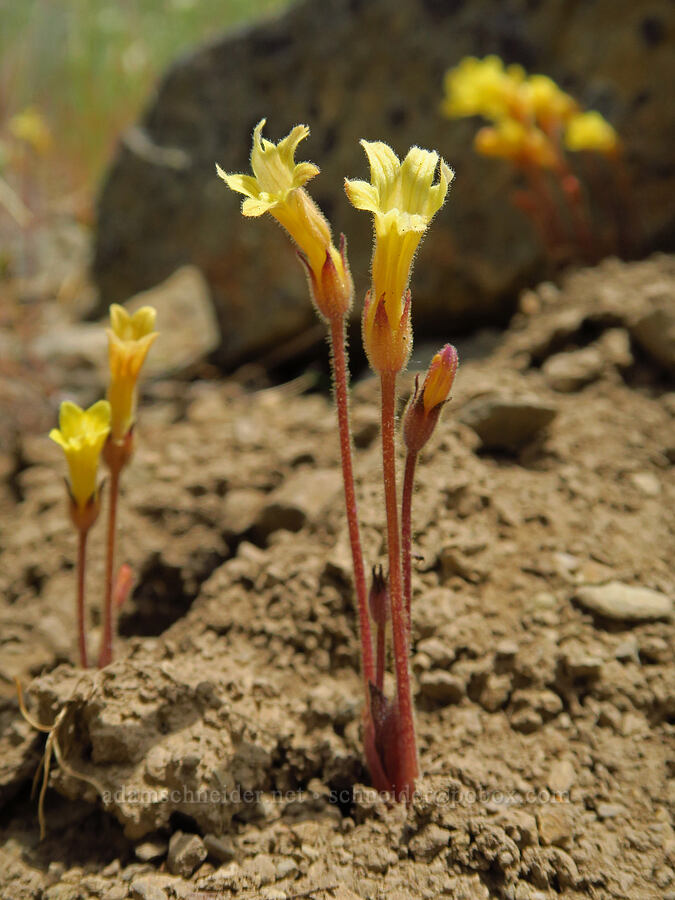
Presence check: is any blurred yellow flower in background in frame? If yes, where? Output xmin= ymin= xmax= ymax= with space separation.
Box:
xmin=441 ymin=55 xmax=526 ymax=122
xmin=475 ymin=119 xmax=557 ymax=169
xmin=565 ymin=111 xmax=619 ymax=156
xmin=8 ymin=106 xmax=53 ymax=156
xmin=49 ymin=400 xmax=111 ymax=511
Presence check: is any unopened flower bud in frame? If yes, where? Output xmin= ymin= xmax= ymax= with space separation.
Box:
xmin=403 ymin=344 xmax=458 ymax=453
xmin=368 ymin=564 xmax=389 ymax=627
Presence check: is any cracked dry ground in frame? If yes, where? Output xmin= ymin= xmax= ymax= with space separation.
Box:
xmin=0 ymin=256 xmax=673 ymax=900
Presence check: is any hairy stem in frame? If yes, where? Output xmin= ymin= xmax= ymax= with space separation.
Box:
xmin=401 ymin=451 xmax=417 ymax=640
xmin=76 ymin=527 xmax=89 ymax=668
xmin=375 ymin=622 xmax=386 ymax=692
xmin=380 ymin=372 xmax=418 ymax=800
xmin=99 ymin=464 xmax=120 ymax=668
xmin=328 ymin=315 xmax=374 ymax=685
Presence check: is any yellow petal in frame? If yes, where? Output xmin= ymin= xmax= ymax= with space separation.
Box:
xmin=49 ymin=427 xmax=68 ymax=450
xmin=58 ymin=400 xmax=84 ymax=439
xmin=216 ymin=167 xmax=261 ymax=201
xmin=130 ymin=306 xmax=156 ymax=338
xmin=109 ymin=303 xmax=130 ymax=339
xmin=343 ymin=178 xmax=379 ymax=212
xmin=241 ymin=195 xmax=277 ymax=217
xmin=361 ymin=140 xmax=401 ymax=192
xmin=84 ymin=399 xmax=112 ymax=435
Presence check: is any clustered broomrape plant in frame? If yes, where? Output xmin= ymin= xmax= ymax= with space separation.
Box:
xmin=49 ymin=305 xmax=157 ymax=668
xmin=441 ymin=56 xmax=629 ymax=261
xmin=219 ymin=121 xmax=459 ymax=801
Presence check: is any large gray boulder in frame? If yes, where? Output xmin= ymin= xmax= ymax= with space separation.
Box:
xmin=92 ymin=0 xmax=675 ymax=367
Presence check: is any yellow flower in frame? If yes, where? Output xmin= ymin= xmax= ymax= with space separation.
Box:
xmin=50 ymin=400 xmax=111 ymax=511
xmin=564 ymin=111 xmax=619 ymax=156
xmin=107 ymin=304 xmax=158 ymax=441
xmin=345 ymin=140 xmax=453 ymax=373
xmin=217 ymin=119 xmax=351 ymax=319
xmin=474 ymin=119 xmax=557 ymax=169
xmin=8 ymin=106 xmax=53 ymax=155
xmin=441 ymin=56 xmax=526 ymax=122
xmin=524 ymin=75 xmax=578 ymax=129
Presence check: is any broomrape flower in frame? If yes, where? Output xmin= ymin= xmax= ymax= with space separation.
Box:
xmin=564 ymin=111 xmax=619 ymax=156
xmin=441 ymin=55 xmax=526 ymax=122
xmin=475 ymin=119 xmax=558 ymax=169
xmin=107 ymin=304 xmax=158 ymax=442
xmin=49 ymin=400 xmax=111 ymax=514
xmin=217 ymin=119 xmax=352 ymax=319
xmin=345 ymin=141 xmax=453 ymax=373
xmin=524 ymin=75 xmax=578 ymax=130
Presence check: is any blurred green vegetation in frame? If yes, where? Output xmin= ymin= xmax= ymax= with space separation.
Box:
xmin=0 ymin=0 xmax=290 ymax=215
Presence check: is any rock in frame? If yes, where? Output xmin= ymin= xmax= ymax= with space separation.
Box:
xmin=575 ymin=582 xmax=672 ymax=623
xmin=415 ymin=637 xmax=455 ymax=668
xmin=639 ymin=636 xmax=670 ymax=664
xmin=121 ymin=265 xmax=220 ymax=375
xmin=134 ymin=838 xmax=169 ymax=862
xmin=256 ymin=468 xmax=341 ymax=537
xmin=459 ymin=394 xmax=557 ymax=452
xmin=409 ymin=824 xmax=451 ymax=861
xmin=418 ymin=670 xmax=464 ymax=705
xmin=221 ymin=489 xmax=266 ymax=537
xmin=562 ymin=649 xmax=603 ymax=679
xmin=92 ymin=0 xmax=675 ymax=368
xmin=276 ymin=857 xmax=299 ymax=879
xmin=542 ymin=347 xmax=604 ymax=392
xmin=203 ymin=834 xmax=236 ymax=864
xmin=496 ymin=809 xmax=538 ymax=848
xmin=630 ymin=304 xmax=675 ymax=373
xmin=596 ymin=802 xmax=627 ymax=820
xmin=479 ymin=673 xmax=512 ymax=712
xmin=630 ymin=471 xmax=661 ymax=497
xmin=167 ymin=831 xmax=208 ymax=878
xmin=537 ymin=805 xmax=573 ymax=847
xmin=510 ymin=689 xmax=562 ymax=732
xmin=130 ymin=875 xmax=177 ymax=900
xmin=547 ymin=759 xmax=576 ymax=795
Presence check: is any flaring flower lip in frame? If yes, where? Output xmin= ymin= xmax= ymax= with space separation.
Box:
xmin=216 ymin=118 xmax=320 ymax=217
xmin=107 ymin=304 xmax=158 ymax=440
xmin=109 ymin=304 xmax=157 ymax=342
xmin=345 ymin=140 xmax=453 ymax=235
xmin=49 ymin=399 xmax=111 ymax=449
xmin=49 ymin=400 xmax=111 ymax=509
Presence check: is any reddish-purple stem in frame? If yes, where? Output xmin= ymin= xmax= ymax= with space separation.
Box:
xmin=328 ymin=315 xmax=374 ymax=685
xmin=401 ymin=451 xmax=417 ymax=640
xmin=77 ymin=528 xmax=89 ymax=668
xmin=99 ymin=463 xmax=120 ymax=668
xmin=380 ymin=372 xmax=418 ymax=800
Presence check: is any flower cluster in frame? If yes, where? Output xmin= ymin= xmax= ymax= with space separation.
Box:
xmin=442 ymin=55 xmax=619 ymax=167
